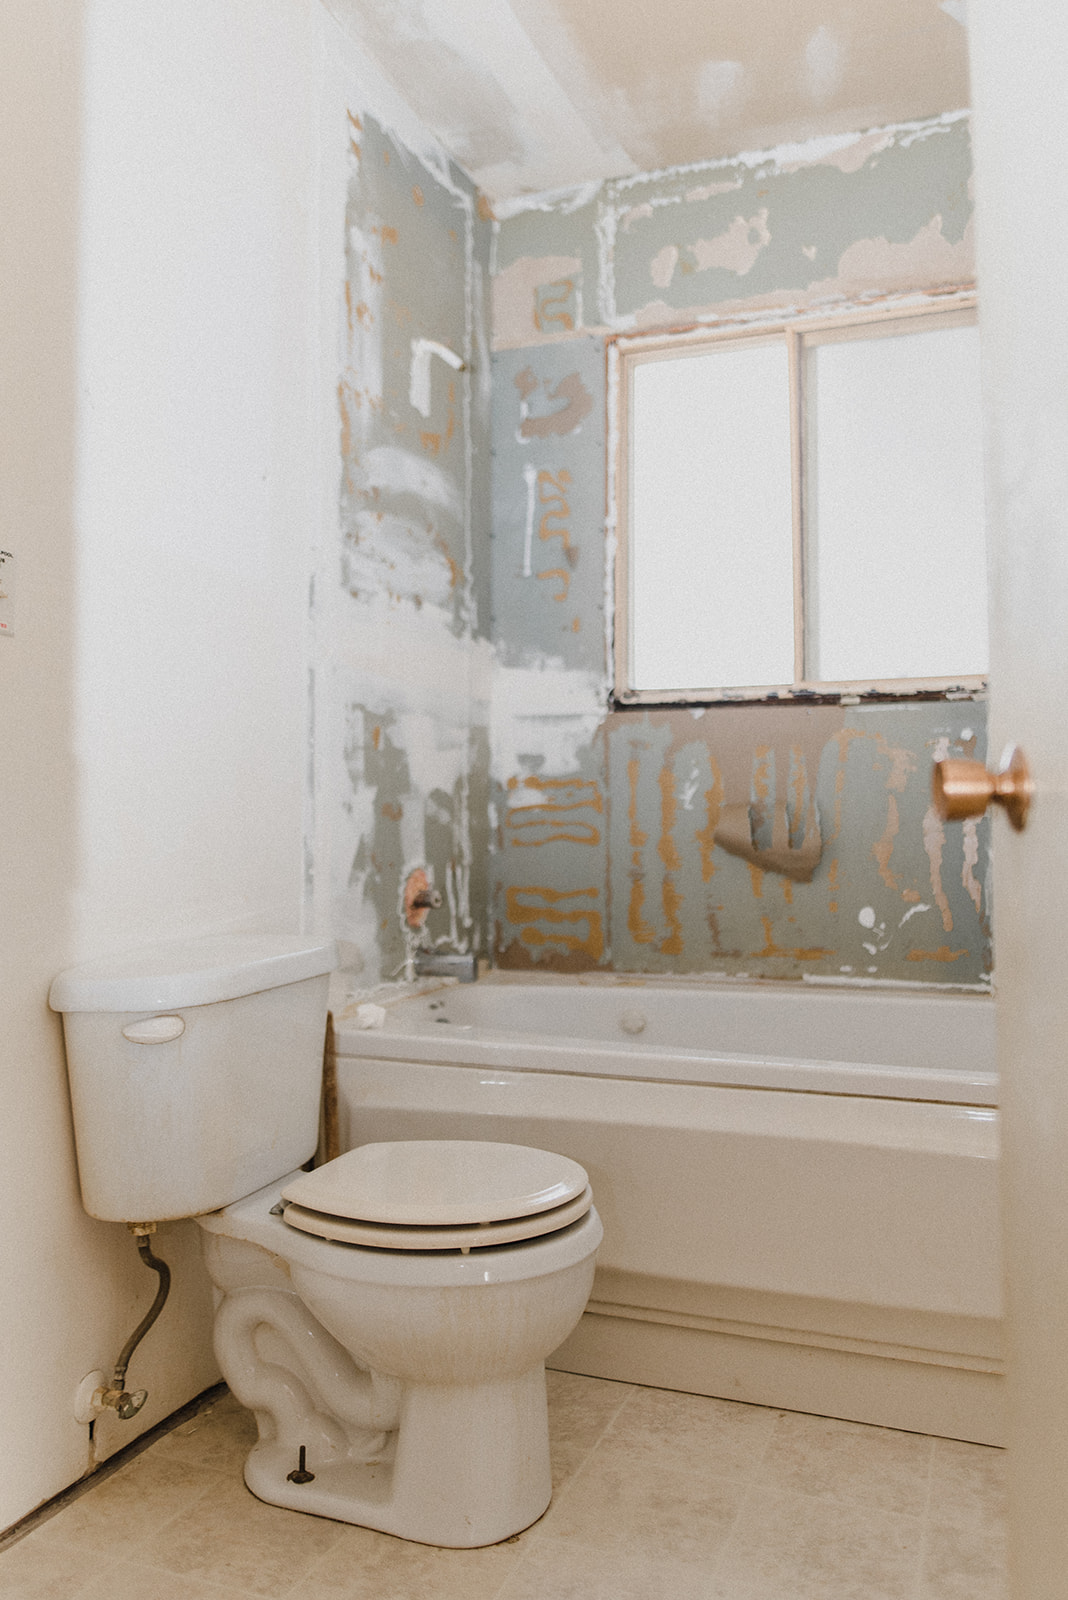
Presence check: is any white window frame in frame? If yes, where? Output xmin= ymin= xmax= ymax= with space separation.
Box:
xmin=610 ymin=291 xmax=985 ymax=706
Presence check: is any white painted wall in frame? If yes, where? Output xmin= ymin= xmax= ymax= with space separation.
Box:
xmin=73 ymin=0 xmax=321 ymax=951
xmin=0 ymin=0 xmax=329 ymax=1526
xmin=0 ymin=0 xmax=494 ymax=1530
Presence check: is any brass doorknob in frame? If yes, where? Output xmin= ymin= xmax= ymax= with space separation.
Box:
xmin=931 ymin=744 xmax=1033 ymax=832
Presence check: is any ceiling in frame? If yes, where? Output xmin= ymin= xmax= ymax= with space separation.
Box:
xmin=326 ymin=0 xmax=971 ymax=205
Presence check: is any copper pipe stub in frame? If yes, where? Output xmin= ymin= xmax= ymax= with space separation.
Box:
xmin=403 ymin=868 xmax=442 ymax=928
xmin=932 ymin=744 xmax=1033 ymax=832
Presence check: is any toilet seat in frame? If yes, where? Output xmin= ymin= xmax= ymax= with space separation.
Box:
xmin=281 ymin=1185 xmax=594 ymax=1251
xmin=279 ymin=1141 xmax=593 ymax=1252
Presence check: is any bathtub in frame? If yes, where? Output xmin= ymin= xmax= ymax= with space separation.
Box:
xmin=332 ymin=975 xmax=1002 ymax=1445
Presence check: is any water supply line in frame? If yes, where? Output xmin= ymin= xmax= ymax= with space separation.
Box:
xmin=94 ymin=1223 xmax=171 ymax=1421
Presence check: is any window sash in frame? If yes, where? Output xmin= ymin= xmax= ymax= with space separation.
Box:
xmin=612 ymin=296 xmax=985 ymax=706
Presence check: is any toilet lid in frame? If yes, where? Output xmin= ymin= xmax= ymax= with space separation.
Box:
xmin=281 ymin=1184 xmax=593 ymax=1252
xmin=281 ymin=1141 xmax=590 ymax=1227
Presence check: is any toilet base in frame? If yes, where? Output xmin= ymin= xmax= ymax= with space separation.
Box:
xmin=198 ymin=1186 xmax=601 ymax=1548
xmin=242 ymin=1368 xmax=552 ymax=1548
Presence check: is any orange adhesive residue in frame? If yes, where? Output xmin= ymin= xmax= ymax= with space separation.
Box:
xmin=751 ymin=745 xmax=772 ymax=806
xmin=873 ymin=794 xmax=901 ymax=890
xmin=695 ymin=761 xmax=724 ymax=882
xmin=657 ymin=763 xmax=683 ymax=954
xmin=922 ymin=802 xmax=954 ymax=933
xmin=657 ymin=766 xmax=681 ymax=872
xmin=790 ymin=744 xmax=807 ymax=836
xmin=753 ymin=916 xmax=834 ymax=961
xmin=962 ymin=818 xmax=983 ymax=913
xmin=428 ymin=527 xmax=462 ymax=591
xmin=519 ymin=373 xmax=592 ymax=439
xmin=505 ymin=886 xmax=603 ymax=961
xmin=337 ymin=382 xmax=356 ymax=490
xmin=661 ymin=879 xmax=684 ymax=955
xmin=533 ymin=279 xmax=576 ymax=333
xmin=536 ymin=568 xmax=570 ymax=601
xmin=627 ymin=756 xmax=656 ymax=944
xmin=627 ymin=878 xmax=657 ymax=945
xmin=627 ymin=757 xmax=647 ymax=860
xmin=346 ymin=111 xmax=362 ymax=162
xmin=505 ymin=778 xmax=603 ymax=848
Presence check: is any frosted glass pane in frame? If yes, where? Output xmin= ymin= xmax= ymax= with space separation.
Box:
xmin=809 ymin=324 xmax=988 ymax=683
xmin=628 ymin=342 xmax=795 ymax=691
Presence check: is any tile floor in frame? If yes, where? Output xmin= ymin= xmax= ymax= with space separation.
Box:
xmin=0 ymin=1376 xmax=1006 ymax=1599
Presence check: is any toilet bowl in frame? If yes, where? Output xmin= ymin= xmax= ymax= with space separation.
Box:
xmin=199 ymin=1150 xmax=601 ymax=1546
xmin=49 ymin=937 xmax=602 ymax=1547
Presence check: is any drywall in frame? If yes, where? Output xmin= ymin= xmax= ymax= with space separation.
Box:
xmin=489 ymin=114 xmax=990 ymax=982
xmin=320 ymin=0 xmax=970 ymax=204
xmin=319 ymin=96 xmax=493 ymax=992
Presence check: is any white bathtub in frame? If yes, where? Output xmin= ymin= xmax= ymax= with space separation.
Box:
xmin=333 ymin=975 xmax=1002 ymax=1444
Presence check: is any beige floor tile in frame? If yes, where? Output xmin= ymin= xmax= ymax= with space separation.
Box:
xmin=497 ymin=1534 xmax=716 ymax=1600
xmin=149 ymin=1389 xmax=258 ymax=1477
xmin=546 ymin=1445 xmax=747 ymax=1568
xmin=0 ymin=1382 xmax=1010 ymax=1600
xmin=597 ymin=1384 xmax=781 ymax=1482
xmin=709 ymin=1484 xmax=924 ymax=1600
xmin=0 ymin=1528 xmax=245 ymax=1600
xmin=283 ymin=1521 xmax=528 ymax=1600
xmin=928 ymin=1438 xmax=1007 ymax=1532
xmin=547 ymin=1441 xmax=588 ymax=1493
xmin=71 ymin=1557 xmax=250 ymax=1599
xmin=22 ymin=1453 xmax=219 ymax=1555
xmin=919 ymin=1520 xmax=1008 ymax=1600
xmin=546 ymin=1370 xmax=635 ymax=1491
xmin=756 ymin=1410 xmax=934 ymax=1517
xmin=0 ymin=1529 xmax=101 ymax=1600
xmin=121 ymin=1476 xmax=347 ymax=1599
xmin=546 ymin=1370 xmax=635 ymax=1453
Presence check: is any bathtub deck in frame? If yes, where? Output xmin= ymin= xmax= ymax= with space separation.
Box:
xmin=0 ymin=1377 xmax=1006 ymax=1599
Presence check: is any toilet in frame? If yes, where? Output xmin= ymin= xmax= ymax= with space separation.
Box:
xmin=49 ymin=936 xmax=602 ymax=1548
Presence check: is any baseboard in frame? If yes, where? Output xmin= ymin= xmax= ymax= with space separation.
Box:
xmin=549 ymin=1302 xmax=1005 ymax=1446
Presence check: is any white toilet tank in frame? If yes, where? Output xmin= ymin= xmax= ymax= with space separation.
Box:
xmin=50 ymin=936 xmax=337 ymax=1223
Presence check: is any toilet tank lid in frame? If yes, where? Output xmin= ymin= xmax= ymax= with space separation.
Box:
xmin=49 ymin=936 xmax=337 ymax=1013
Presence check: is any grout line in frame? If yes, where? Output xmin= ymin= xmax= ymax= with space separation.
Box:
xmin=750 ymin=1401 xmax=787 ymax=1480
xmin=913 ymin=1433 xmax=937 ymax=1600
xmin=490 ymin=1376 xmax=641 ymax=1598
xmin=705 ymin=1473 xmax=760 ymax=1590
xmin=701 ymin=1398 xmax=788 ymax=1589
xmin=550 ymin=1379 xmax=639 ymax=1490
xmin=71 ymin=1552 xmax=265 ymax=1600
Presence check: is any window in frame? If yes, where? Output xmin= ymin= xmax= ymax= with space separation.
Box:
xmin=613 ymin=301 xmax=987 ymax=704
